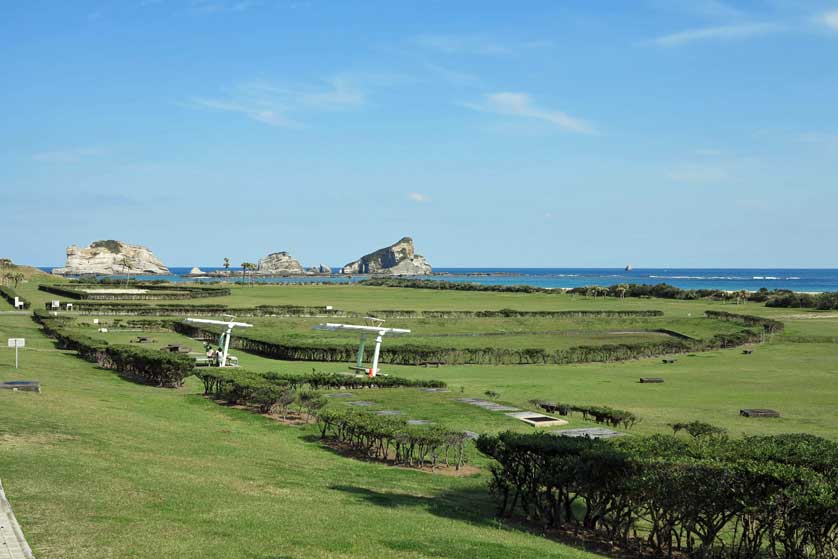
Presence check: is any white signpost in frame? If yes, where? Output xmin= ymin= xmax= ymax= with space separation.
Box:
xmin=7 ymin=338 xmax=25 ymax=369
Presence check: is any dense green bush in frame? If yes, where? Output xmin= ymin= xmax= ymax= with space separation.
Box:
xmin=0 ymin=285 xmax=30 ymax=309
xmin=477 ymin=431 xmax=838 ymax=559
xmin=316 ymin=408 xmax=468 ymax=470
xmin=34 ymin=310 xmax=193 ymax=387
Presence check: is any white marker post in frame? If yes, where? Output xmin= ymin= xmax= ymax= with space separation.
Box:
xmin=8 ymin=338 xmax=25 ymax=369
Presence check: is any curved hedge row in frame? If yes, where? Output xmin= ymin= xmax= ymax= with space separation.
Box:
xmin=33 ymin=310 xmax=193 ymax=387
xmin=704 ymin=310 xmax=784 ymax=333
xmin=0 ymin=285 xmax=29 ymax=309
xmin=175 ymin=321 xmax=762 ymax=366
xmin=38 ymin=283 xmax=230 ymax=301
xmin=195 ymin=368 xmax=445 ymax=396
xmin=477 ymin=431 xmax=838 ymax=559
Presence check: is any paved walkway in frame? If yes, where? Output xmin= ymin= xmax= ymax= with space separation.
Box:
xmin=0 ymin=480 xmax=35 ymax=559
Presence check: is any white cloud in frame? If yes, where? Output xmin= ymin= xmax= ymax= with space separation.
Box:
xmin=651 ymin=22 xmax=783 ymax=46
xmin=32 ymin=147 xmax=104 ymax=163
xmin=820 ymin=11 xmax=838 ymax=30
xmin=190 ymin=77 xmax=364 ymax=127
xmin=408 ymin=192 xmax=429 ymax=202
xmin=466 ymin=92 xmax=595 ymax=135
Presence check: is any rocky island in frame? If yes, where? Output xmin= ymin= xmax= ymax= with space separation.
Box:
xmin=341 ymin=237 xmax=432 ymax=275
xmin=256 ymin=251 xmax=304 ymax=275
xmin=52 ymin=240 xmax=169 ymax=275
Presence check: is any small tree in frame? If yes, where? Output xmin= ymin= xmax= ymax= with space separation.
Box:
xmin=12 ymin=272 xmax=24 ymax=288
xmin=223 ymin=257 xmax=230 ymax=275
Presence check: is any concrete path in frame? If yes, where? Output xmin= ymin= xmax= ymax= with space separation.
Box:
xmin=0 ymin=480 xmax=35 ymax=559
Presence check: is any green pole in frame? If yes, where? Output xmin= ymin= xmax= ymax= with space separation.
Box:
xmin=356 ymin=334 xmax=367 ymax=370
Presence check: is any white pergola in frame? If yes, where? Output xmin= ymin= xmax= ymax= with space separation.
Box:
xmin=313 ymin=320 xmax=410 ymax=377
xmin=185 ymin=317 xmax=253 ymax=367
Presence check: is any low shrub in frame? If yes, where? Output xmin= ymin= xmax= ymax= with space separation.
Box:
xmin=316 ymin=408 xmax=468 ymax=470
xmin=0 ymin=285 xmax=30 ymax=309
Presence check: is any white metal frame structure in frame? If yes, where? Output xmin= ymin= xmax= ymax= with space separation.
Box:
xmin=185 ymin=316 xmax=253 ymax=367
xmin=313 ymin=319 xmax=410 ymax=377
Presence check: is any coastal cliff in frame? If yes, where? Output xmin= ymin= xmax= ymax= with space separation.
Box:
xmin=257 ymin=252 xmax=304 ymax=274
xmin=341 ymin=237 xmax=432 ymax=275
xmin=53 ymin=240 xmax=169 ymax=275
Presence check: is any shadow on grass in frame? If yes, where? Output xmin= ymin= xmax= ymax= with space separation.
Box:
xmin=329 ymin=484 xmax=496 ymax=527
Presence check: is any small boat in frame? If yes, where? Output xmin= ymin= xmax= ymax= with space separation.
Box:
xmin=625 ymin=264 xmax=633 ymax=272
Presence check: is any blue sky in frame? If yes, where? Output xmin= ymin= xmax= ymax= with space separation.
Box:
xmin=1 ymin=0 xmax=837 ymax=268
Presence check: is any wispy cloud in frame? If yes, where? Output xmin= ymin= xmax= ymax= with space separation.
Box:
xmin=32 ymin=147 xmax=104 ymax=163
xmin=413 ymin=34 xmax=552 ymax=56
xmin=465 ymin=92 xmax=595 ymax=135
xmin=189 ymin=77 xmax=364 ymax=127
xmin=647 ymin=0 xmax=742 ymax=20
xmin=408 ymin=192 xmax=430 ymax=202
xmin=651 ymin=22 xmax=783 ymax=46
xmin=819 ymin=11 xmax=838 ymax=30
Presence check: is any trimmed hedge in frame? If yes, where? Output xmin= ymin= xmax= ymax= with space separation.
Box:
xmin=531 ymin=400 xmax=639 ymax=429
xmin=477 ymin=431 xmax=838 ymax=559
xmin=176 ymin=320 xmax=764 ymax=367
xmin=34 ymin=310 xmax=193 ymax=387
xmin=195 ymin=368 xmax=445 ymax=397
xmin=316 ymin=408 xmax=468 ymax=470
xmin=0 ymin=285 xmax=29 ymax=309
xmin=704 ymin=310 xmax=784 ymax=333
xmin=38 ymin=283 xmax=230 ymax=301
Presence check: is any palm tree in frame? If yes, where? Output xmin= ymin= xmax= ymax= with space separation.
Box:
xmin=240 ymin=262 xmax=247 ymax=285
xmin=223 ymin=257 xmax=230 ymax=275
xmin=615 ymin=284 xmax=628 ymax=300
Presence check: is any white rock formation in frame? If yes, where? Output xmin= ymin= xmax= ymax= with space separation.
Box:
xmin=340 ymin=237 xmax=432 ymax=275
xmin=52 ymin=240 xmax=169 ymax=275
xmin=308 ymin=264 xmax=332 ymax=274
xmin=256 ymin=252 xmax=304 ymax=274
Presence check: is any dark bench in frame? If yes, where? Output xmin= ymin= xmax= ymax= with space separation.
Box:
xmin=162 ymin=344 xmax=192 ymax=354
xmin=740 ymin=408 xmax=780 ymax=418
xmin=640 ymin=377 xmax=664 ymax=383
xmin=742 ymin=349 xmax=753 ymax=355
xmin=662 ymin=358 xmax=678 ymax=364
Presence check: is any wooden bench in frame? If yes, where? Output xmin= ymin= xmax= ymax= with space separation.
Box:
xmin=740 ymin=408 xmax=780 ymax=418
xmin=162 ymin=344 xmax=192 ymax=354
xmin=640 ymin=377 xmax=664 ymax=383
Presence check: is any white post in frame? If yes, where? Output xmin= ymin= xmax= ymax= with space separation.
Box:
xmin=15 ymin=344 xmax=19 ymax=369
xmin=370 ymin=331 xmax=384 ymax=377
xmin=220 ymin=325 xmax=233 ymax=367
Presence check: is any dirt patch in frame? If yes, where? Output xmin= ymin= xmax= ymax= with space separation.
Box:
xmin=319 ymin=438 xmax=479 ymax=477
xmin=0 ymin=432 xmax=79 ymax=448
xmin=208 ymin=397 xmax=316 ymax=426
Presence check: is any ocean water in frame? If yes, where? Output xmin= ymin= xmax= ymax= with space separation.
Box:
xmin=40 ymin=267 xmax=838 ymax=292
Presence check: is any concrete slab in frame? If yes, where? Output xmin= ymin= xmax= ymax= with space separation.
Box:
xmin=374 ymin=410 xmax=402 ymax=416
xmin=406 ymin=419 xmax=433 ymax=425
xmin=505 ymin=412 xmax=568 ymax=428
xmin=325 ymin=392 xmax=354 ymax=398
xmin=420 ymin=388 xmax=450 ymax=393
xmin=0 ymin=479 xmax=36 ymax=559
xmin=347 ymin=401 xmax=376 ymax=407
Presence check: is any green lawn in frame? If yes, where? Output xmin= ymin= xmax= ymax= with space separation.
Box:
xmin=2 ymin=282 xmax=837 ymax=558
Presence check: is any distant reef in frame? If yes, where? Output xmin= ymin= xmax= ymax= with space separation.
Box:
xmin=52 ymin=240 xmax=169 ymax=276
xmin=341 ymin=237 xmax=432 ymax=275
xmin=256 ymin=251 xmax=304 ymax=275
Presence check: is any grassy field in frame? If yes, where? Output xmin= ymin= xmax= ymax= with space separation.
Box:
xmin=2 ymin=282 xmax=838 ymax=558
